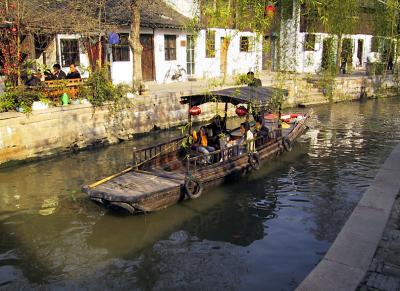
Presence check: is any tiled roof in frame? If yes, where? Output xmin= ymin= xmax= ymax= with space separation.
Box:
xmin=106 ymin=0 xmax=191 ymax=29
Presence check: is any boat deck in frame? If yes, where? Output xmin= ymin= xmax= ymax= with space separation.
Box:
xmin=88 ymin=169 xmax=185 ymax=203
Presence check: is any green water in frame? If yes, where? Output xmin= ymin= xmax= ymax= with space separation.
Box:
xmin=0 ymin=98 xmax=400 ymax=290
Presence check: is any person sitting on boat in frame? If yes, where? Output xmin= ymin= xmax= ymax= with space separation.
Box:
xmin=192 ymin=126 xmax=216 ymax=158
xmin=238 ymin=122 xmax=255 ymax=154
xmin=254 ymin=119 xmax=269 ymax=145
xmin=206 ymin=115 xmax=226 ymax=148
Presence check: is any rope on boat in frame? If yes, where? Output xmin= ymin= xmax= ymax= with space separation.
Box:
xmin=87 ymin=141 xmax=181 ymax=189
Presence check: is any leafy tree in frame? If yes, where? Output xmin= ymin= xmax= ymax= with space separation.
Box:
xmin=300 ymin=0 xmax=360 ymax=72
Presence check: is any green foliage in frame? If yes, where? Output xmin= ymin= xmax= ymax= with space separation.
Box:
xmin=234 ymin=73 xmax=251 ymax=85
xmin=0 ymin=92 xmax=16 ymax=113
xmin=207 ymin=78 xmax=223 ymax=88
xmin=300 ymin=0 xmax=359 ymax=36
xmin=0 ymin=86 xmax=44 ymax=113
xmin=78 ymin=67 xmax=129 ymax=107
xmin=198 ymin=0 xmax=272 ymax=35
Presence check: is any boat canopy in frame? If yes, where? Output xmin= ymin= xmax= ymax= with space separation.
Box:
xmin=180 ymin=86 xmax=288 ymax=107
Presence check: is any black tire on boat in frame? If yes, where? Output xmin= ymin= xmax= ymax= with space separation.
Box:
xmin=248 ymin=152 xmax=261 ymax=170
xmin=184 ymin=176 xmax=203 ymax=199
xmin=110 ymin=201 xmax=136 ymax=214
xmin=282 ymin=137 xmax=292 ymax=152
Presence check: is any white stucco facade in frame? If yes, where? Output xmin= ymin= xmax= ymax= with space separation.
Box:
xmin=279 ymin=0 xmax=375 ymax=74
xmin=109 ymin=28 xmax=262 ymax=85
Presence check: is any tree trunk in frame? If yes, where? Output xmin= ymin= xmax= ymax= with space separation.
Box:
xmin=129 ymin=0 xmax=143 ymax=91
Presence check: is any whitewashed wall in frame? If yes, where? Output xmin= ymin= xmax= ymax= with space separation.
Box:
xmin=44 ymin=28 xmax=263 ymax=85
xmin=153 ymin=28 xmax=188 ymax=83
xmin=293 ymin=33 xmax=374 ymax=73
xmin=281 ymin=0 xmax=375 ymax=74
xmin=194 ymin=28 xmax=262 ymax=80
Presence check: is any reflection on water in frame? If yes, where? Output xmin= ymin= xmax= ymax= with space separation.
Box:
xmin=0 ymin=98 xmax=400 ymax=290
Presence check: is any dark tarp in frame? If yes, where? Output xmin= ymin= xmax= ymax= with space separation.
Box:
xmin=180 ymin=86 xmax=288 ymax=107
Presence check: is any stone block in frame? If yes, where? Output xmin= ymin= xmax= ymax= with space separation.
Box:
xmin=324 ymin=206 xmax=388 ymax=270
xmin=358 ymin=185 xmax=397 ymax=213
xmin=296 ymin=259 xmax=365 ymax=291
xmin=371 ymin=169 xmax=400 ymax=197
xmin=383 ymin=263 xmax=400 ymax=277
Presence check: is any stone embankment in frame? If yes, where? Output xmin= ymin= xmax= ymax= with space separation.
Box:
xmin=0 ymin=73 xmax=397 ymax=166
xmin=297 ymin=143 xmax=400 ymax=291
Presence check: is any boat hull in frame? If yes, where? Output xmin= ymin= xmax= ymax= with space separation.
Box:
xmin=84 ymin=115 xmax=309 ymax=214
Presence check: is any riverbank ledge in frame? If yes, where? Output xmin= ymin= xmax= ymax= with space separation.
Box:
xmin=0 ymin=73 xmax=397 ymax=166
xmin=296 ymin=142 xmax=400 ymax=291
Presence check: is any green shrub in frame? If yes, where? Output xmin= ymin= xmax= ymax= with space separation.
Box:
xmin=78 ymin=67 xmax=129 ymax=106
xmin=234 ymin=73 xmax=251 ymax=85
xmin=0 ymin=92 xmax=16 ymax=112
xmin=0 ymin=86 xmax=44 ymax=113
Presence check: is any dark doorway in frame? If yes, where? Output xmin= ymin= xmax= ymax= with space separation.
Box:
xmin=357 ymin=39 xmax=363 ymax=67
xmin=262 ymin=35 xmax=276 ymax=71
xmin=321 ymin=37 xmax=334 ymax=71
xmin=140 ymin=34 xmax=155 ymax=81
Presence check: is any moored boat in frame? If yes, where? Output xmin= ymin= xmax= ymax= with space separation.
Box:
xmin=82 ymin=86 xmax=311 ymax=214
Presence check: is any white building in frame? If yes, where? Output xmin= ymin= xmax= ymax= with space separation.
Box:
xmin=35 ymin=0 xmax=262 ymax=85
xmin=278 ymin=0 xmax=380 ymax=74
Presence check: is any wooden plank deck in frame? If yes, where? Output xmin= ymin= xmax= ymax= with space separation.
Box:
xmin=89 ymin=170 xmax=184 ymax=203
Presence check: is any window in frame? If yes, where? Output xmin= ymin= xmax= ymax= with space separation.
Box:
xmin=240 ymin=36 xmax=254 ymax=52
xmin=60 ymin=39 xmax=80 ymax=67
xmin=206 ymin=30 xmax=215 ymax=58
xmin=112 ymin=34 xmax=130 ymax=62
xmin=371 ymin=37 xmax=380 ymax=53
xmin=304 ymin=33 xmax=316 ymax=51
xmin=164 ymin=35 xmax=176 ymax=61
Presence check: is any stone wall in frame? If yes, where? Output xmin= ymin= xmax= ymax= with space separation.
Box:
xmin=282 ymin=74 xmax=397 ymax=107
xmin=0 ymin=92 xmax=236 ymax=166
xmin=0 ymin=75 xmax=397 ymax=166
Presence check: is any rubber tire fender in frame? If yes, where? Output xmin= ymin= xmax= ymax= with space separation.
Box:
xmin=282 ymin=137 xmax=292 ymax=152
xmin=184 ymin=176 xmax=204 ymax=199
xmin=248 ymin=152 xmax=261 ymax=170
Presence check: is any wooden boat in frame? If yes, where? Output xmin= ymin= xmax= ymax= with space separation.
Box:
xmin=82 ymin=86 xmax=311 ymax=214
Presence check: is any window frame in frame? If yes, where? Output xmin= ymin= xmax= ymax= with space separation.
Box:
xmin=60 ymin=39 xmax=80 ymax=67
xmin=164 ymin=35 xmax=177 ymax=61
xmin=111 ymin=33 xmax=131 ymax=62
xmin=205 ymin=30 xmax=216 ymax=58
xmin=240 ymin=36 xmax=254 ymax=52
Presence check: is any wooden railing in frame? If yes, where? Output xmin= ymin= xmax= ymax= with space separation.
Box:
xmin=132 ymin=136 xmax=184 ymax=169
xmin=43 ymin=78 xmax=84 ymax=102
xmin=186 ymin=129 xmax=281 ymax=174
xmin=27 ymin=78 xmax=85 ymax=104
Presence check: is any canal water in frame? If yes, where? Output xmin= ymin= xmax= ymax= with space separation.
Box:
xmin=0 ymin=98 xmax=400 ymax=290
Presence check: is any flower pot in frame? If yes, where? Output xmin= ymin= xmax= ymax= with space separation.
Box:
xmin=32 ymin=101 xmax=49 ymax=111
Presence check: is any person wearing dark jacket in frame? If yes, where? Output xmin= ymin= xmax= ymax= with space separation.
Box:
xmin=247 ymin=71 xmax=262 ymax=87
xmin=254 ymin=119 xmax=269 ymax=146
xmin=52 ymin=64 xmax=67 ymax=80
xmin=66 ymin=64 xmax=81 ymax=79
